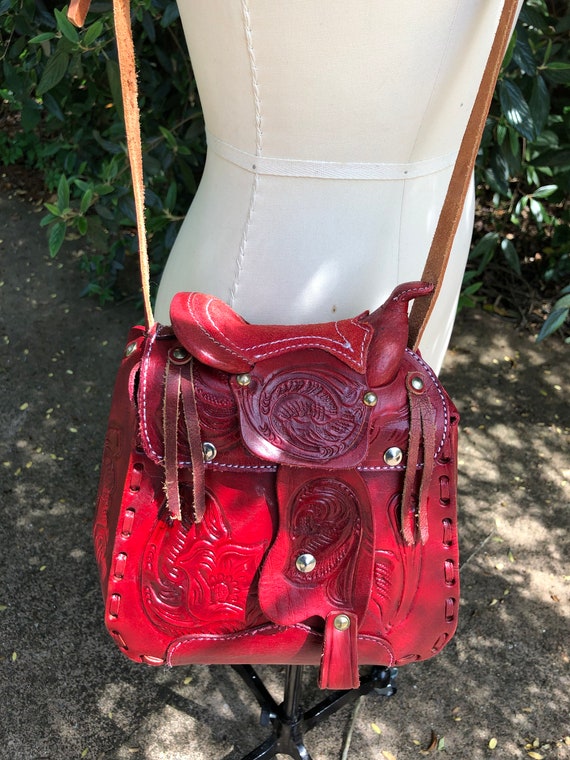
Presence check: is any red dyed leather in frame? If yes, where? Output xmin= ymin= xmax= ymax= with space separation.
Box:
xmin=94 ymin=283 xmax=459 ymax=687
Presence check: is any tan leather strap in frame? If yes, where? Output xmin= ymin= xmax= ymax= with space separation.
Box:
xmin=409 ymin=0 xmax=520 ymax=349
xmin=69 ymin=0 xmax=518 ymax=339
xmin=70 ymin=0 xmax=154 ymax=326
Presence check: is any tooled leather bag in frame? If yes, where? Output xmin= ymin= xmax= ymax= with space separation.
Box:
xmin=69 ymin=0 xmax=518 ymax=690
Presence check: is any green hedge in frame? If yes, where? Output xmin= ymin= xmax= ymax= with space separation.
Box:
xmin=1 ymin=0 xmax=569 ymax=338
xmin=1 ymin=0 xmax=202 ymax=301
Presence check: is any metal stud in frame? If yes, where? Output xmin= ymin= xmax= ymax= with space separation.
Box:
xmin=171 ymin=346 xmax=189 ymax=361
xmin=202 ymin=442 xmax=217 ymax=462
xmin=411 ymin=376 xmax=424 ymax=392
xmin=384 ymin=446 xmax=403 ymax=466
xmin=333 ymin=614 xmax=351 ymax=631
xmin=363 ymin=391 xmax=378 ymax=407
xmin=295 ymin=553 xmax=317 ymax=573
xmin=236 ymin=373 xmax=252 ymax=387
xmin=125 ymin=341 xmax=138 ymax=357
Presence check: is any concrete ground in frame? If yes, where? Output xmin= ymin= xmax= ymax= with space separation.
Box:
xmin=0 ymin=189 xmax=568 ymax=759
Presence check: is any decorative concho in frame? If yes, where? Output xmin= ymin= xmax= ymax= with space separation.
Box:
xmin=238 ymin=366 xmax=368 ymax=464
xmin=288 ymin=478 xmax=361 ymax=593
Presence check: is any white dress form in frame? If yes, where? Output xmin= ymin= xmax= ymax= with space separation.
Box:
xmin=155 ymin=0 xmax=521 ymax=372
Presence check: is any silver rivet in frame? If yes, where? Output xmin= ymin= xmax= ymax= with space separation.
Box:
xmin=411 ymin=376 xmax=424 ymax=392
xmin=202 ymin=442 xmax=217 ymax=462
xmin=384 ymin=447 xmax=403 ymax=466
xmin=295 ymin=553 xmax=317 ymax=573
xmin=172 ymin=346 xmax=189 ymax=361
xmin=125 ymin=341 xmax=138 ymax=357
xmin=333 ymin=614 xmax=351 ymax=631
xmin=236 ymin=373 xmax=251 ymax=387
xmin=363 ymin=391 xmax=378 ymax=407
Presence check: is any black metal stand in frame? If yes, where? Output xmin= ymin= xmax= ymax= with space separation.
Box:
xmin=231 ymin=664 xmax=398 ymax=760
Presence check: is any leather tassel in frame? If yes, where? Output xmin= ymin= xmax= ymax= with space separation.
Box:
xmin=180 ymin=359 xmax=206 ymax=523
xmin=163 ymin=359 xmax=183 ymax=521
xmin=318 ymin=611 xmax=360 ymax=690
xmin=162 ymin=356 xmax=206 ymax=523
xmin=401 ymin=373 xmax=436 ymax=545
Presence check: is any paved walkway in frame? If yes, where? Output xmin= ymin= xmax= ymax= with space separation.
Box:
xmin=0 ymin=190 xmax=568 ymax=759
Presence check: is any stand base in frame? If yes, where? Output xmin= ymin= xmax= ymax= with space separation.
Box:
xmin=231 ymin=664 xmax=398 ymax=760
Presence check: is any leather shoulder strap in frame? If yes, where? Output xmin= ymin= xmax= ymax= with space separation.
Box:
xmin=69 ymin=0 xmax=519 ymax=339
xmin=408 ymin=0 xmax=520 ymax=349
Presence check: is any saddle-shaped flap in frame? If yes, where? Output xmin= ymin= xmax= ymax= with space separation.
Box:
xmin=170 ymin=291 xmax=374 ymax=373
xmin=258 ymin=467 xmax=375 ymax=625
xmin=170 ymin=283 xmax=432 ymax=384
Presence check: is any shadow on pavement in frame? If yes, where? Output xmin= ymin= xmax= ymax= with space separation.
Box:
xmin=1 ymin=192 xmax=568 ymax=759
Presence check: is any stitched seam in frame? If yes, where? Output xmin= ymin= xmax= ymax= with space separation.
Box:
xmin=205 ymin=461 xmax=278 ymax=471
xmin=167 ymin=623 xmax=322 ymax=660
xmin=390 ymin=284 xmax=429 ymax=303
xmin=187 ymin=294 xmax=250 ymax=365
xmin=207 ymin=131 xmax=457 ymax=179
xmin=229 ymin=0 xmax=263 ymax=309
xmin=140 ymin=326 xmax=162 ymax=461
xmin=355 ymin=635 xmax=395 ymax=664
xmin=201 ymin=295 xmax=371 ymax=369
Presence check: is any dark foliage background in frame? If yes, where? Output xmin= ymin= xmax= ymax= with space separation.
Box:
xmin=1 ymin=0 xmax=569 ymax=340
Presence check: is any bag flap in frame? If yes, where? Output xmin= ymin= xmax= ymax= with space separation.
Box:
xmin=170 ymin=291 xmax=374 ymax=373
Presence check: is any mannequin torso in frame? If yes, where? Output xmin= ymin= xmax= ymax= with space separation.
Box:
xmin=155 ymin=0 xmax=521 ymax=370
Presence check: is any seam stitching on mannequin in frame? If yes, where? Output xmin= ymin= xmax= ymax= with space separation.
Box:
xmin=230 ymin=0 xmax=263 ymax=309
xmin=207 ymin=131 xmax=457 ymax=180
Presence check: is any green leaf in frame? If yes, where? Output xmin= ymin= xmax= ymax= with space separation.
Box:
xmin=80 ymin=188 xmax=94 ymax=214
xmin=83 ymin=20 xmax=104 ymax=46
xmin=37 ymin=50 xmax=69 ymax=95
xmin=48 ymin=221 xmax=67 ymax=257
xmin=501 ymin=29 xmax=516 ymax=70
xmin=42 ymin=92 xmax=65 ymax=122
xmin=532 ymin=184 xmax=557 ymax=199
xmin=57 ymin=175 xmax=70 ymax=212
xmin=536 ymin=307 xmax=569 ymax=342
xmin=105 ymin=59 xmax=123 ymax=116
xmin=44 ymin=202 xmax=62 ymax=217
xmin=77 ymin=216 xmax=88 ymax=235
xmin=512 ymin=27 xmax=536 ymax=76
xmin=159 ymin=126 xmax=177 ymax=150
xmin=161 ymin=2 xmax=180 ymax=27
xmin=40 ymin=213 xmax=56 ymax=228
xmin=499 ymin=80 xmax=536 ymax=141
xmin=29 ymin=32 xmax=56 ymax=44
xmin=554 ymin=294 xmax=570 ymax=310
xmin=500 ymin=238 xmax=521 ymax=275
xmin=165 ymin=181 xmax=177 ymax=210
xmin=529 ymin=197 xmax=545 ymax=222
xmin=93 ymin=184 xmax=115 ymax=196
xmin=528 ymin=75 xmax=550 ymax=137
xmin=543 ymin=62 xmax=570 ymax=85
xmin=54 ymin=8 xmax=80 ymax=44
xmin=469 ymin=232 xmax=499 ymax=270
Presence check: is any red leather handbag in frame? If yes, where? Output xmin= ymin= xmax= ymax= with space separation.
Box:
xmin=69 ymin=0 xmax=518 ymax=691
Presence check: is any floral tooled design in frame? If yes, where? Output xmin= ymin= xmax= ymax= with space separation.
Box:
xmin=141 ymin=493 xmax=268 ymax=636
xmin=289 ymin=478 xmax=362 ymax=605
xmin=192 ymin=363 xmax=240 ymax=451
xmin=371 ymin=494 xmax=422 ymax=634
xmin=244 ymin=367 xmax=367 ymax=463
